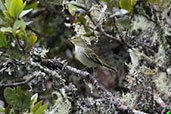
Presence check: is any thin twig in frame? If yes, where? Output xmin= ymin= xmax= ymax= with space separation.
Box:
xmin=154 ymin=95 xmax=166 ymax=108
xmin=0 ymin=76 xmax=36 ymax=87
xmin=73 ymin=3 xmax=123 ymax=44
xmin=16 ymin=36 xmax=26 ymax=55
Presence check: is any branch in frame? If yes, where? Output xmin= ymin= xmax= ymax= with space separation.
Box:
xmin=73 ymin=3 xmax=123 ymax=44
xmin=0 ymin=76 xmax=36 ymax=88
xmin=41 ymin=58 xmax=148 ymax=114
xmin=16 ymin=36 xmax=26 ymax=55
xmin=154 ymin=95 xmax=166 ymax=108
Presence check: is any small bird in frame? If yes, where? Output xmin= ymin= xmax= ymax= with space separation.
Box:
xmin=70 ymin=36 xmax=117 ymax=72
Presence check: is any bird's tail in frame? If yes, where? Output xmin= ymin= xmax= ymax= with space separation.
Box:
xmin=103 ymin=63 xmax=117 ymax=72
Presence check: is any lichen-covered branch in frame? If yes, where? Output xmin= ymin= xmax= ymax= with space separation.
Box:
xmin=41 ymin=58 xmax=148 ymax=114
xmin=0 ymin=75 xmax=35 ymax=87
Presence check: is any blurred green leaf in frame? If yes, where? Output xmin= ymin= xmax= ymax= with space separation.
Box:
xmin=13 ymin=19 xmax=26 ymax=32
xmin=120 ymin=0 xmax=135 ymax=12
xmin=5 ymin=0 xmax=12 ymax=10
xmin=0 ymin=106 xmax=5 ymax=112
xmin=22 ymin=91 xmax=31 ymax=112
xmin=148 ymin=0 xmax=162 ymax=5
xmin=0 ymin=27 xmax=13 ymax=33
xmin=149 ymin=0 xmax=157 ymax=4
xmin=4 ymin=87 xmax=22 ymax=110
xmin=83 ymin=25 xmax=90 ymax=33
xmin=68 ymin=1 xmax=80 ymax=16
xmin=9 ymin=0 xmax=24 ymax=18
xmin=34 ymin=102 xmax=48 ymax=114
xmin=3 ymin=10 xmax=13 ymax=19
xmin=4 ymin=87 xmax=31 ymax=112
xmin=103 ymin=0 xmax=119 ymax=11
xmin=31 ymin=100 xmax=42 ymax=113
xmin=24 ymin=0 xmax=37 ymax=9
xmin=83 ymin=32 xmax=94 ymax=37
xmin=7 ymin=47 xmax=21 ymax=59
xmin=16 ymin=86 xmax=22 ymax=96
xmin=16 ymin=86 xmax=31 ymax=112
xmin=101 ymin=0 xmax=108 ymax=2
xmin=0 ymin=0 xmax=7 ymax=10
xmin=27 ymin=33 xmax=37 ymax=44
xmin=30 ymin=93 xmax=38 ymax=109
xmin=116 ymin=18 xmax=131 ymax=27
xmin=0 ymin=31 xmax=7 ymax=48
xmin=74 ymin=13 xmax=86 ymax=24
xmin=25 ymin=32 xmax=37 ymax=52
xmin=131 ymin=0 xmax=136 ymax=6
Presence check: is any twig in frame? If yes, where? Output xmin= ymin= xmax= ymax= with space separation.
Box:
xmin=141 ymin=14 xmax=159 ymax=27
xmin=16 ymin=36 xmax=26 ymax=55
xmin=73 ymin=3 xmax=123 ymax=44
xmin=41 ymin=58 xmax=148 ymax=114
xmin=0 ymin=76 xmax=36 ymax=88
xmin=154 ymin=95 xmax=166 ymax=108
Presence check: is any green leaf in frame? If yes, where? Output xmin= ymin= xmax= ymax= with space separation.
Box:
xmin=27 ymin=33 xmax=37 ymax=44
xmin=13 ymin=19 xmax=26 ymax=32
xmin=74 ymin=13 xmax=86 ymax=24
xmin=9 ymin=0 xmax=24 ymax=18
xmin=24 ymin=0 xmax=37 ymax=9
xmin=119 ymin=0 xmax=134 ymax=12
xmin=116 ymin=18 xmax=131 ymax=27
xmin=5 ymin=0 xmax=12 ymax=10
xmin=26 ymin=32 xmax=37 ymax=51
xmin=4 ymin=87 xmax=31 ymax=112
xmin=0 ymin=106 xmax=5 ymax=112
xmin=34 ymin=102 xmax=48 ymax=114
xmin=16 ymin=86 xmax=31 ymax=111
xmin=0 ymin=4 xmax=4 ymax=11
xmin=4 ymin=87 xmax=22 ymax=110
xmin=0 ymin=31 xmax=7 ymax=48
xmin=3 ymin=10 xmax=13 ymax=19
xmin=5 ymin=105 xmax=11 ymax=114
xmin=22 ymin=92 xmax=31 ymax=111
xmin=148 ymin=0 xmax=162 ymax=5
xmin=68 ymin=1 xmax=80 ymax=16
xmin=31 ymin=101 xmax=42 ymax=113
xmin=30 ymin=93 xmax=38 ymax=109
xmin=83 ymin=32 xmax=94 ymax=37
xmin=166 ymin=111 xmax=171 ymax=114
xmin=0 ymin=0 xmax=7 ymax=10
xmin=7 ymin=46 xmax=21 ymax=59
xmin=0 ymin=27 xmax=13 ymax=33
xmin=16 ymin=86 xmax=22 ymax=96
xmin=101 ymin=0 xmax=108 ymax=2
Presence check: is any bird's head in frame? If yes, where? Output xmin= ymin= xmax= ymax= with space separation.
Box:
xmin=70 ymin=36 xmax=85 ymax=46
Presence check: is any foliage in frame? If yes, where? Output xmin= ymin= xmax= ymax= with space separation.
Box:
xmin=0 ymin=0 xmax=37 ymax=60
xmin=2 ymin=87 xmax=48 ymax=114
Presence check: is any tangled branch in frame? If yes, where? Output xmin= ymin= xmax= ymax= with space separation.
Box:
xmin=41 ymin=58 xmax=148 ymax=114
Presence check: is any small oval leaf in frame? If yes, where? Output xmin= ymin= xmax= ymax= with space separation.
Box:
xmin=9 ymin=0 xmax=24 ymax=18
xmin=35 ymin=103 xmax=48 ymax=114
xmin=0 ymin=31 xmax=7 ymax=48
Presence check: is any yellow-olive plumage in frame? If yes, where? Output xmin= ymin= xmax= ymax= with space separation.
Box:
xmin=70 ymin=36 xmax=116 ymax=72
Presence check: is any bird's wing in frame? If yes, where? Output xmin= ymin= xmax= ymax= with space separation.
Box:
xmin=83 ymin=47 xmax=103 ymax=66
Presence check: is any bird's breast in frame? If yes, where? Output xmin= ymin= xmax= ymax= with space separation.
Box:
xmin=75 ymin=46 xmax=97 ymax=68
